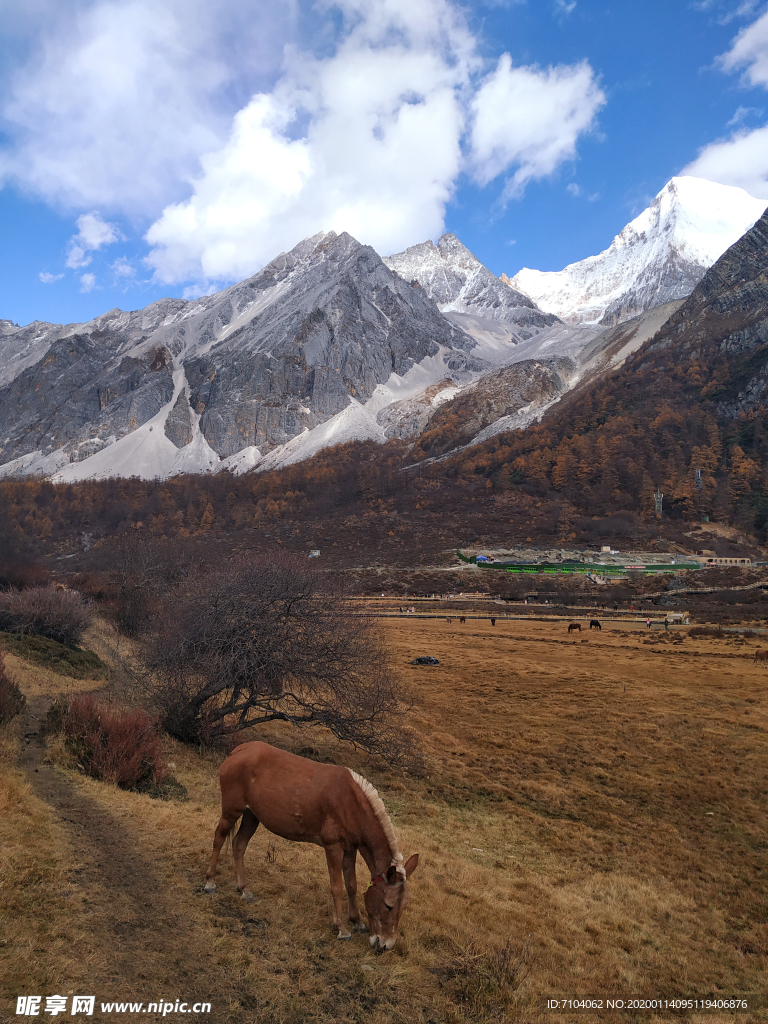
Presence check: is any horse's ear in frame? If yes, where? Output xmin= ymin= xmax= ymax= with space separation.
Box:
xmin=403 ymin=854 xmax=419 ymax=878
xmin=386 ymin=865 xmax=399 ymax=884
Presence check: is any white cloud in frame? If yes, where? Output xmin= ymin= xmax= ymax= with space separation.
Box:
xmin=80 ymin=272 xmax=97 ymax=292
xmin=681 ymin=9 xmax=768 ymax=199
xmin=0 ymin=0 xmax=291 ymax=215
xmin=567 ymin=182 xmax=581 ymax=196
xmin=554 ymin=0 xmax=576 ymax=14
xmin=111 ymin=257 xmax=136 ymax=278
xmin=146 ymin=0 xmax=480 ymax=283
xmin=1 ymin=0 xmax=604 ymax=286
xmin=146 ymin=4 xmax=603 ymax=284
xmin=681 ymin=124 xmax=768 ymax=198
xmin=468 ymin=54 xmax=604 ymax=198
xmin=726 ymin=104 xmax=763 ymax=125
xmin=39 ymin=271 xmax=63 ymax=283
xmin=693 ymin=0 xmax=760 ymax=24
xmin=718 ymin=8 xmax=768 ymax=85
xmin=65 ymin=212 xmax=120 ymax=268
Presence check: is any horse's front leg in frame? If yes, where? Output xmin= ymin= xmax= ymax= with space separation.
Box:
xmin=324 ymin=846 xmax=351 ymax=940
xmin=342 ymin=848 xmax=366 ymax=933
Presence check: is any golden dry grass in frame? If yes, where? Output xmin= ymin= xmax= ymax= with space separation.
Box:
xmin=2 ymin=617 xmax=767 ymax=1023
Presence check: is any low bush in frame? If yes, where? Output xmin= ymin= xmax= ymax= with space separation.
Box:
xmin=58 ymin=694 xmax=166 ymax=791
xmin=0 ymin=587 xmax=94 ymax=647
xmin=688 ymin=626 xmax=725 ymax=638
xmin=0 ymin=650 xmax=25 ymax=724
xmin=0 ymin=632 xmax=105 ymax=680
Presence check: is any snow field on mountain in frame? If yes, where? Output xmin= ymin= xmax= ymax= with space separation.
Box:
xmin=512 ymin=177 xmax=768 ymax=324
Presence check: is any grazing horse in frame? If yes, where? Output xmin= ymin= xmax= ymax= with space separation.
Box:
xmin=753 ymin=649 xmax=768 ymax=666
xmin=490 ymin=617 xmax=496 ymax=626
xmin=205 ymin=742 xmax=419 ymax=949
xmin=589 ymin=619 xmax=601 ymax=630
xmin=568 ymin=622 xmax=581 ymax=634
xmin=459 ymin=616 xmax=466 ymax=624
xmin=446 ymin=617 xmax=452 ymax=624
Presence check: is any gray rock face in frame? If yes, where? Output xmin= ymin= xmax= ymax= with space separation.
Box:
xmin=411 ymin=357 xmax=577 ymax=459
xmin=0 ymin=332 xmax=174 ymax=466
xmin=384 ymin=233 xmax=559 ymax=336
xmin=184 ymin=231 xmax=478 ymax=456
xmin=0 ymin=230 xmax=478 ymax=469
xmin=376 ymin=380 xmax=458 ymax=440
xmin=164 ymin=392 xmax=193 ymax=448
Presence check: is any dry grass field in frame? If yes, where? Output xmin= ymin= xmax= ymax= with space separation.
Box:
xmin=2 ymin=616 xmax=767 ymax=1023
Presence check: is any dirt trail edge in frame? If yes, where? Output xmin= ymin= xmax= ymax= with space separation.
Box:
xmin=17 ymin=694 xmax=225 ymax=1014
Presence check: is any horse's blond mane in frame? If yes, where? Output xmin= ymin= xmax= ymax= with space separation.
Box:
xmin=347 ymin=768 xmax=403 ymax=867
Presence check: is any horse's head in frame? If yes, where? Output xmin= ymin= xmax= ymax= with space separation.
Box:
xmin=364 ymin=854 xmax=419 ymax=950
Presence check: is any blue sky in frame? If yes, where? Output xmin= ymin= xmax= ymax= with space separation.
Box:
xmin=2 ymin=0 xmax=768 ymax=328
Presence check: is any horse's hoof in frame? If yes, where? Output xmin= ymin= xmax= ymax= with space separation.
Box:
xmin=353 ymin=921 xmax=368 ymax=933
xmin=337 ymin=932 xmax=352 ymax=941
xmin=204 ymin=882 xmax=216 ymax=894
xmin=240 ymin=891 xmax=254 ymax=903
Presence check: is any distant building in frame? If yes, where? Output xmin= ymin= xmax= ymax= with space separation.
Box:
xmin=694 ymin=553 xmax=751 ymax=566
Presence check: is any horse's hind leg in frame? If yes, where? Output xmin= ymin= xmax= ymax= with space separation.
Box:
xmin=205 ymin=811 xmax=241 ymax=893
xmin=233 ymin=808 xmax=260 ymax=901
xmin=342 ymin=849 xmax=366 ymax=933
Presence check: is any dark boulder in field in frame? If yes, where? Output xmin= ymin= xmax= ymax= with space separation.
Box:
xmin=411 ymin=656 xmax=440 ymax=665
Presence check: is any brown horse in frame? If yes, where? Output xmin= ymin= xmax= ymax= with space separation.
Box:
xmin=753 ymin=649 xmax=768 ymax=666
xmin=568 ymin=622 xmax=581 ymax=634
xmin=205 ymin=742 xmax=419 ymax=949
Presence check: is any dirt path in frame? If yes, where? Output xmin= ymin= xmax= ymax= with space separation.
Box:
xmin=17 ymin=694 xmax=224 ymax=1011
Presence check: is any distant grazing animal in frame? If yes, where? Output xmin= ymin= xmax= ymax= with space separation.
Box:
xmin=753 ymin=649 xmax=768 ymax=666
xmin=459 ymin=616 xmax=466 ymax=624
xmin=205 ymin=742 xmax=419 ymax=949
xmin=490 ymin=617 xmax=496 ymax=626
xmin=589 ymin=619 xmax=601 ymax=630
xmin=446 ymin=617 xmax=452 ymax=624
xmin=568 ymin=622 xmax=581 ymax=634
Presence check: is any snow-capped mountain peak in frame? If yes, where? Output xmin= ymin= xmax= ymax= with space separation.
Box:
xmin=511 ymin=176 xmax=768 ymax=326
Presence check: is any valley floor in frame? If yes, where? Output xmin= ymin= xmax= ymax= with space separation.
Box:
xmin=2 ymin=616 xmax=767 ymax=1023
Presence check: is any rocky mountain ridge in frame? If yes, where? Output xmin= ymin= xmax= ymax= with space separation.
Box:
xmin=2 ymin=178 xmax=761 ymax=483
xmin=384 ymin=233 xmax=558 ymax=336
xmin=636 ymin=204 xmax=768 ymax=418
xmin=0 ymin=228 xmax=608 ymax=483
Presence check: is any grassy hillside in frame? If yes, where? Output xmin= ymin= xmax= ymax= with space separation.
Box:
xmin=2 ymin=615 xmax=767 ymax=1022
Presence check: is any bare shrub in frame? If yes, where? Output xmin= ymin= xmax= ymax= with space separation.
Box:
xmin=60 ymin=694 xmax=166 ymax=791
xmin=0 ymin=649 xmax=25 ymax=724
xmin=688 ymin=626 xmax=725 ymax=639
xmin=99 ymin=534 xmax=202 ymax=637
xmin=0 ymin=586 xmax=94 ymax=646
xmin=144 ymin=553 xmax=418 ymax=768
